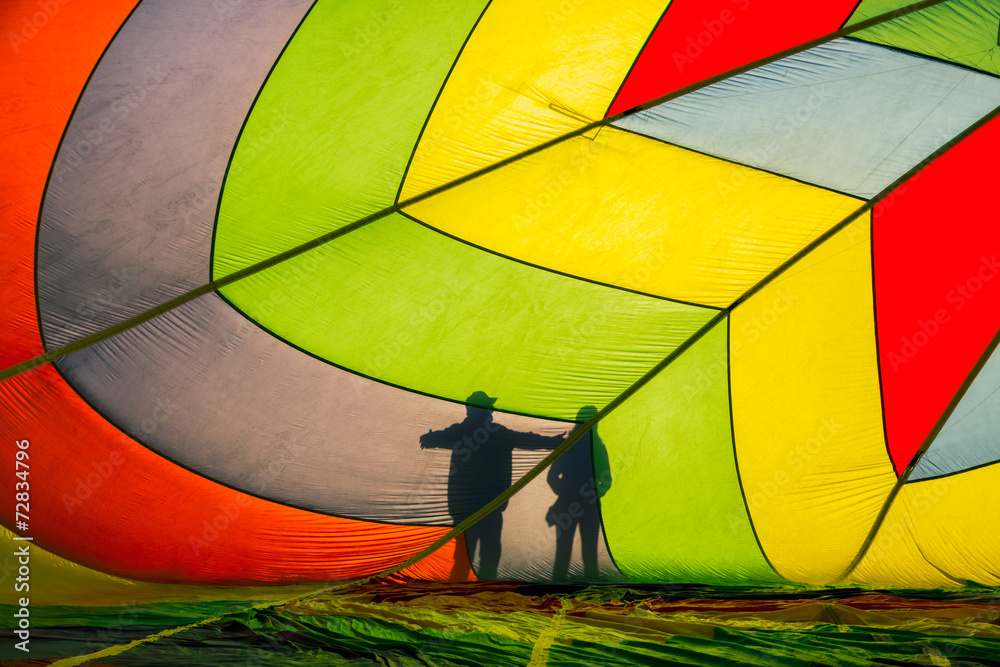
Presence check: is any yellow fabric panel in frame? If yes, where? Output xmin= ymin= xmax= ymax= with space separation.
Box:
xmin=850 ymin=464 xmax=1000 ymax=588
xmin=406 ymin=127 xmax=862 ymax=307
xmin=0 ymin=527 xmax=316 ymax=606
xmin=399 ymin=0 xmax=666 ymax=200
xmin=730 ymin=216 xmax=897 ymax=584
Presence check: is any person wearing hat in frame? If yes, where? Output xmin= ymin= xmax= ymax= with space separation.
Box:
xmin=420 ymin=390 xmax=565 ymax=579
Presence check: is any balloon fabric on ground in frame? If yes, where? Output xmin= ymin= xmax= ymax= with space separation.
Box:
xmin=2 ymin=0 xmax=1000 ymax=664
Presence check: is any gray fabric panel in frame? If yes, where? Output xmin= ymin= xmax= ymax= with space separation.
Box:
xmin=56 ymin=291 xmax=570 ymax=525
xmin=911 ymin=346 xmax=1000 ymax=481
xmin=36 ymin=0 xmax=312 ymax=350
xmin=614 ymin=38 xmax=1000 ymax=199
xmin=467 ymin=436 xmax=626 ymax=582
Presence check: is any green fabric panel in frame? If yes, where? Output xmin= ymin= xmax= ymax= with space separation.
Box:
xmin=598 ymin=318 xmax=782 ymax=584
xmin=218 ymin=213 xmax=715 ymax=420
xmin=212 ymin=0 xmax=488 ymax=279
xmin=847 ymin=0 xmax=1000 ymax=77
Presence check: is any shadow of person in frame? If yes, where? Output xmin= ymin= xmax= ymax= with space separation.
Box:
xmin=420 ymin=391 xmax=564 ymax=580
xmin=546 ymin=405 xmax=612 ymax=581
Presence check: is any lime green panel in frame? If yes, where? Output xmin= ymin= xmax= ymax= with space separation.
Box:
xmin=848 ymin=0 xmax=1000 ymax=78
xmin=213 ymin=0 xmax=489 ymax=279
xmin=598 ymin=318 xmax=783 ymax=584
xmin=219 ymin=213 xmax=715 ymax=420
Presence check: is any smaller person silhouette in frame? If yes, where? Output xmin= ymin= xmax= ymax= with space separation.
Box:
xmin=546 ymin=405 xmax=612 ymax=581
xmin=420 ymin=391 xmax=564 ymax=579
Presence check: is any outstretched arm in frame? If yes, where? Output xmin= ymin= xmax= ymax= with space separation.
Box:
xmin=419 ymin=423 xmax=463 ymax=449
xmin=508 ymin=428 xmax=568 ymax=450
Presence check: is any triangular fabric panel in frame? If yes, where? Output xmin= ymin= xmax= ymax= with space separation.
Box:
xmin=615 ymin=38 xmax=1000 ymax=198
xmin=606 ymin=0 xmax=859 ymax=116
xmin=850 ymin=464 xmax=1000 ymax=587
xmin=910 ymin=344 xmax=1000 ymax=481
xmin=874 ymin=115 xmax=1000 ymax=474
xmin=212 ymin=0 xmax=489 ymax=280
xmin=398 ymin=0 xmax=666 ymax=200
xmin=847 ymin=0 xmax=1000 ymax=78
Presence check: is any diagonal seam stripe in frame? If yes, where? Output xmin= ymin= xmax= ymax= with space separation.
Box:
xmin=0 ymin=0 xmax=951 ymax=383
xmin=833 ymin=322 xmax=1000 ymax=583
xmin=49 ymin=579 xmax=367 ymax=667
xmin=373 ymin=99 xmax=1000 ymax=588
xmin=13 ymin=2 xmax=981 ymax=661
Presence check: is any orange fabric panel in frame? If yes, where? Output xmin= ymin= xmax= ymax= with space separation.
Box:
xmin=390 ymin=536 xmax=478 ymax=583
xmin=0 ymin=0 xmax=138 ymax=367
xmin=0 ymin=365 xmax=448 ymax=584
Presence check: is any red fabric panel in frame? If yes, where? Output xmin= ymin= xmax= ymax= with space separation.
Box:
xmin=874 ymin=117 xmax=1000 ymax=473
xmin=606 ymin=0 xmax=859 ymax=117
xmin=389 ymin=536 xmax=479 ymax=583
xmin=0 ymin=0 xmax=138 ymax=366
xmin=0 ymin=3 xmax=452 ymax=587
xmin=0 ymin=365 xmax=449 ymax=584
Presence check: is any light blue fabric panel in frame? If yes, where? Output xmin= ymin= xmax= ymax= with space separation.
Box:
xmin=911 ymin=346 xmax=1000 ymax=480
xmin=615 ymin=38 xmax=1000 ymax=198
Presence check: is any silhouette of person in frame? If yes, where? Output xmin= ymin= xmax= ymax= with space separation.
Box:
xmin=546 ymin=405 xmax=612 ymax=581
xmin=420 ymin=391 xmax=564 ymax=580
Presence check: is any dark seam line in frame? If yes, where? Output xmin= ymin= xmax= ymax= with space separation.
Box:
xmin=393 ymin=0 xmax=494 ymax=206
xmin=212 ymin=289 xmax=578 ymax=425
xmin=840 ymin=0 xmax=867 ymax=30
xmin=736 ymin=96 xmax=1000 ymax=582
xmin=726 ymin=317 xmax=782 ymax=579
xmin=208 ymin=0 xmax=321 ymax=284
xmin=730 ymin=99 xmax=1000 ymax=311
xmin=907 ymin=457 xmax=1000 ymax=484
xmin=912 ymin=536 xmax=966 ymax=585
xmin=830 ymin=99 xmax=1000 ymax=583
xmin=29 ymin=2 xmax=960 ymax=660
xmin=45 ymin=357 xmax=458 ymax=530
xmin=2 ymin=0 xmax=950 ymax=384
xmin=834 ymin=321 xmax=1000 ymax=583
xmin=398 ymin=210 xmax=722 ymax=311
xmin=844 ymin=35 xmax=1000 ymax=81
xmin=33 ymin=0 xmax=146 ymax=354
xmin=368 ymin=309 xmax=729 ymax=581
xmin=611 ymin=125 xmax=864 ymax=201
xmin=870 ymin=206 xmax=895 ymax=476
xmin=591 ymin=424 xmax=626 ymax=580
xmin=601 ymin=1 xmax=673 ymax=118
